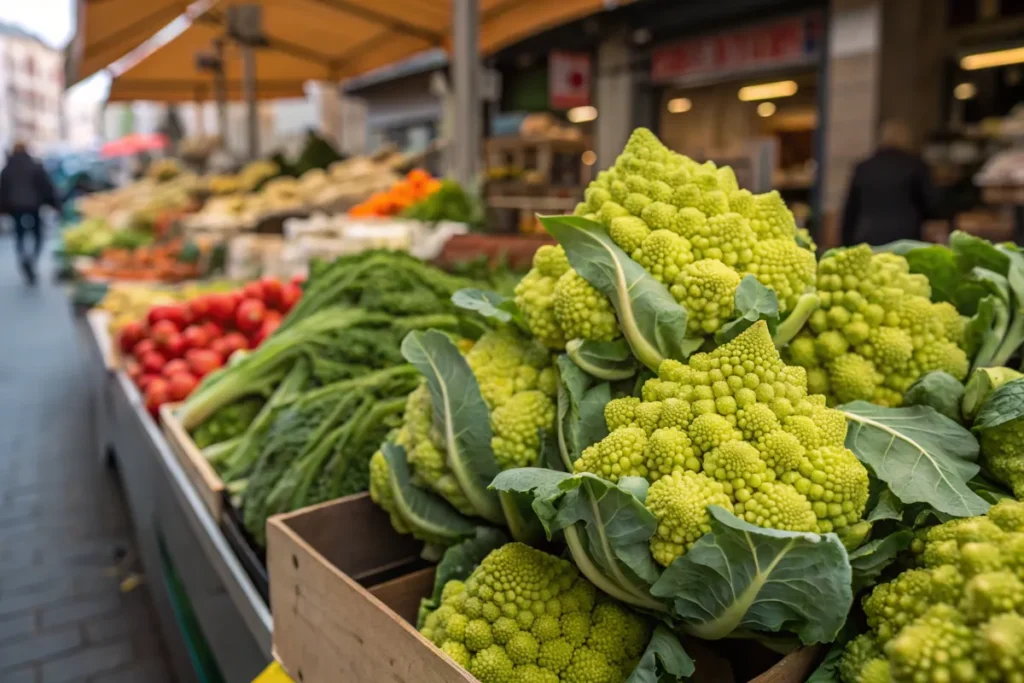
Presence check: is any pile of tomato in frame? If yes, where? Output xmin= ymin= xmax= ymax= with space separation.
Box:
xmin=118 ymin=276 xmax=303 ymax=415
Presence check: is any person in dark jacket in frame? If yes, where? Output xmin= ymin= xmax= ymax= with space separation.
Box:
xmin=0 ymin=142 xmax=58 ymax=284
xmin=841 ymin=120 xmax=941 ymax=246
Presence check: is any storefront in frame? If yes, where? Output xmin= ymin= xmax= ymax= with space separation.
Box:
xmin=642 ymin=8 xmax=827 ymax=225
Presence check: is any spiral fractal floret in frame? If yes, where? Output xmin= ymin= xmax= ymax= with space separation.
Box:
xmin=572 ymin=321 xmax=869 ymax=567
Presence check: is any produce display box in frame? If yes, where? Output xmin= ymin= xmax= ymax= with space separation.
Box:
xmin=85 ymin=309 xmax=117 ymax=371
xmin=160 ymin=402 xmax=226 ymax=522
xmin=267 ymin=496 xmax=821 ymax=683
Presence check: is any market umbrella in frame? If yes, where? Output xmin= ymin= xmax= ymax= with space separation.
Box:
xmin=101 ymin=133 xmax=171 ymax=158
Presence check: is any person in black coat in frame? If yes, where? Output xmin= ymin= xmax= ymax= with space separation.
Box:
xmin=841 ymin=120 xmax=941 ymax=246
xmin=0 ymin=142 xmax=58 ymax=284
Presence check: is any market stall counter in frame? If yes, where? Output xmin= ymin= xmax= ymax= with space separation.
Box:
xmin=108 ymin=367 xmax=272 ymax=682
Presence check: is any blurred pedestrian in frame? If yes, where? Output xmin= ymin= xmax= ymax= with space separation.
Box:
xmin=841 ymin=119 xmax=941 ymax=246
xmin=0 ymin=142 xmax=58 ymax=284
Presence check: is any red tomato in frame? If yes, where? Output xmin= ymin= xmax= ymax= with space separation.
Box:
xmin=167 ymin=372 xmax=199 ymax=402
xmin=186 ymin=349 xmax=223 ymax=378
xmin=133 ymin=339 xmax=157 ymax=360
xmin=188 ymin=294 xmax=212 ymax=321
xmin=162 ymin=359 xmax=191 ymax=378
xmin=208 ymin=338 xmax=233 ymax=361
xmin=242 ymin=281 xmax=265 ymax=302
xmin=290 ymin=273 xmax=306 ymax=286
xmin=161 ymin=333 xmax=187 ymax=359
xmin=125 ymin=359 xmax=143 ymax=383
xmin=144 ymin=378 xmax=171 ymax=416
xmin=260 ymin=278 xmax=283 ymax=308
xmin=278 ymin=283 xmax=302 ymax=312
xmin=148 ymin=304 xmax=189 ymax=329
xmin=235 ymin=298 xmax=266 ymax=333
xmin=182 ymin=325 xmax=210 ymax=350
xmin=137 ymin=373 xmax=161 ymax=392
xmin=221 ymin=332 xmax=249 ymax=354
xmin=150 ymin=319 xmax=179 ymax=345
xmin=202 ymin=321 xmax=224 ymax=340
xmin=141 ymin=350 xmax=167 ymax=375
xmin=207 ymin=293 xmax=237 ymax=324
xmin=118 ymin=321 xmax=146 ymax=354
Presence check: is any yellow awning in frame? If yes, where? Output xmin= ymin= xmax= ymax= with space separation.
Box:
xmin=108 ymin=0 xmax=629 ymax=101
xmin=66 ymin=0 xmax=198 ymax=86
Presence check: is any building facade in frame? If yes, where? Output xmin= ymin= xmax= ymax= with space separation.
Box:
xmin=0 ymin=22 xmax=65 ymax=154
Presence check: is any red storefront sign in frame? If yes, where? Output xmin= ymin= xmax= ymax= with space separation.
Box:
xmin=651 ymin=13 xmax=823 ymax=85
xmin=549 ymin=50 xmax=592 ymax=109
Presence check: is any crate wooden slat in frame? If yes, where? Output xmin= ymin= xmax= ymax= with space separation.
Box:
xmin=160 ymin=402 xmax=225 ymax=522
xmin=268 ymin=495 xmax=822 ymax=683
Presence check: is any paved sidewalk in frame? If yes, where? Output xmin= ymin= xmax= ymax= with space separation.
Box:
xmin=0 ymin=238 xmax=174 ymax=682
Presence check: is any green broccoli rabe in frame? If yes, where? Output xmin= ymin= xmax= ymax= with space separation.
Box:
xmin=420 ymin=543 xmax=652 ymax=683
xmin=840 ymin=498 xmax=1024 ymax=683
xmin=190 ymin=397 xmax=264 ymax=449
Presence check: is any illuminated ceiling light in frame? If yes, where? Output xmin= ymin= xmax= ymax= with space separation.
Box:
xmin=738 ymin=80 xmax=798 ymax=101
xmin=757 ymin=102 xmax=777 ymax=117
xmin=954 ymin=82 xmax=977 ymax=100
xmin=567 ymin=106 xmax=598 ymax=123
xmin=667 ymin=97 xmax=692 ymax=113
xmin=581 ymin=150 xmax=597 ymax=166
xmin=961 ymin=46 xmax=1024 ymax=70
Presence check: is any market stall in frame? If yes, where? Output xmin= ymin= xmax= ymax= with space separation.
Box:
xmin=67 ymin=125 xmax=1024 ymax=683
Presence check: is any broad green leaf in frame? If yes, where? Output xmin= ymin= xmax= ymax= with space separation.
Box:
xmin=963 ymin=367 xmax=1024 ymax=420
xmin=973 ymin=378 xmax=1024 ymax=430
xmin=381 ymin=442 xmax=478 ymax=546
xmin=903 ymin=371 xmax=965 ymax=424
xmin=416 ymin=527 xmax=508 ymax=628
xmin=715 ymin=275 xmax=780 ymax=344
xmin=849 ymin=530 xmax=914 ymax=594
xmin=402 ymin=330 xmax=503 ymax=524
xmin=874 ymin=239 xmax=934 ymax=256
xmin=556 ymin=356 xmax=612 ymax=468
xmin=565 ymin=339 xmax=637 ymax=380
xmin=841 ymin=402 xmax=988 ymax=517
xmin=627 ymin=624 xmax=695 ymax=683
xmin=951 ymin=230 xmax=1011 ymax=275
xmin=651 ymin=506 xmax=852 ymax=644
xmin=490 ymin=469 xmax=666 ymax=611
xmin=969 ymin=475 xmax=1015 ymax=505
xmin=866 ymin=488 xmax=904 ymax=522
xmin=451 ymin=288 xmax=525 ymax=332
xmin=903 ymin=244 xmax=959 ymax=304
xmin=965 ymin=295 xmax=1004 ymax=361
xmin=805 ymin=644 xmax=843 ymax=683
xmin=540 ymin=215 xmax=690 ymax=370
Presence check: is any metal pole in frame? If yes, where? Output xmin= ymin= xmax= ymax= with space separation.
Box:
xmin=242 ymin=45 xmax=259 ymax=160
xmin=213 ymin=40 xmax=228 ymax=150
xmin=451 ymin=0 xmax=479 ymax=184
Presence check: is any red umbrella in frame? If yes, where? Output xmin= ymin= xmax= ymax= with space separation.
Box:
xmin=101 ymin=133 xmax=170 ymax=158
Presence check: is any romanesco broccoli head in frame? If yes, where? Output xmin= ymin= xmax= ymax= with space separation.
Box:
xmin=574 ymin=322 xmax=869 ymax=566
xmin=368 ymin=449 xmax=410 ymax=534
xmin=420 ymin=543 xmax=652 ymax=683
xmin=646 ymin=470 xmax=733 ymax=567
xmin=788 ymin=245 xmax=969 ymax=407
xmin=552 ymin=270 xmax=620 ymax=343
xmin=842 ymin=499 xmax=1024 ymax=683
xmin=673 ymin=259 xmax=741 ymax=335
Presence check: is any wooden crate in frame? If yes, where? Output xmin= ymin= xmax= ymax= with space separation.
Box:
xmin=268 ymin=496 xmax=822 ymax=683
xmin=160 ymin=402 xmax=225 ymax=522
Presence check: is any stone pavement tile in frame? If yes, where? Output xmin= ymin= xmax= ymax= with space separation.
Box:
xmin=39 ymin=642 xmax=132 ymax=683
xmin=0 ymin=628 xmax=81 ymax=672
xmin=40 ymin=595 xmax=122 ymax=631
xmin=0 ymin=583 xmax=76 ymax=619
xmin=0 ymin=665 xmax=38 ymax=683
xmin=0 ymin=612 xmax=35 ymax=645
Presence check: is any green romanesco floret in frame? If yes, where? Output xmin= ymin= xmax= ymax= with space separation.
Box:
xmin=420 ymin=543 xmax=653 ymax=683
xmin=517 ymin=246 xmax=620 ymax=351
xmin=574 ymin=321 xmax=869 ymax=567
xmin=577 ymin=128 xmax=816 ymax=337
xmin=788 ymin=245 xmax=969 ymax=407
xmin=368 ymin=449 xmax=410 ymax=534
xmin=673 ymin=259 xmax=741 ymax=335
xmin=552 ymin=270 xmax=620 ymax=343
xmin=841 ymin=498 xmax=1024 ymax=683
xmin=393 ymin=330 xmax=557 ymax=520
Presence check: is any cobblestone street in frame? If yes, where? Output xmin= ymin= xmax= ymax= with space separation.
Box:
xmin=0 ymin=237 xmax=173 ymax=682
